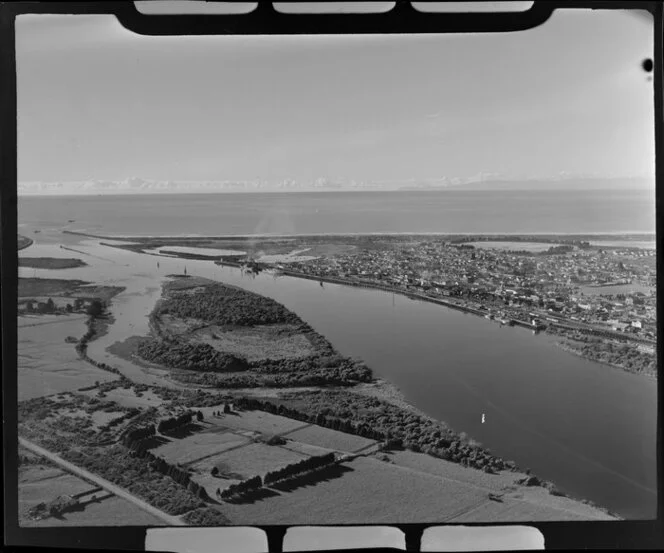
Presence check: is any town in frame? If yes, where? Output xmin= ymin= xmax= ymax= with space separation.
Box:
xmin=275 ymin=238 xmax=656 ymax=375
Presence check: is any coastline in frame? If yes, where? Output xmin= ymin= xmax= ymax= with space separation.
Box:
xmin=62 ymin=229 xmax=656 ymax=242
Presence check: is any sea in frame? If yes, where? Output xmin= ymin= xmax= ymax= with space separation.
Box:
xmin=17 ymin=188 xmax=657 ymax=238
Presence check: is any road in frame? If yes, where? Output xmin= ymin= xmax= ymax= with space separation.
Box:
xmin=19 ymin=437 xmax=186 ymax=526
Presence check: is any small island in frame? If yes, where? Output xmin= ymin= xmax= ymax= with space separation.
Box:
xmin=18 ymin=234 xmax=34 ymax=251
xmin=19 ymin=257 xmax=87 ymax=270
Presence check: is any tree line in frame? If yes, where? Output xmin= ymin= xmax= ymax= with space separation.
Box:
xmin=214 ymin=452 xmax=337 ymax=501
xmin=158 ymin=283 xmax=301 ymax=326
xmin=137 ymin=338 xmax=249 ymax=373
xmin=263 ymin=452 xmax=336 ymax=486
xmin=156 ymin=411 xmax=202 ymax=434
xmin=125 ymin=439 xmax=209 ymax=501
xmin=218 ymin=475 xmax=262 ymax=500
xmin=172 ymin=362 xmax=372 ymax=389
xmin=74 ymin=315 xmax=122 ymax=375
xmin=122 ymin=424 xmax=156 ymax=448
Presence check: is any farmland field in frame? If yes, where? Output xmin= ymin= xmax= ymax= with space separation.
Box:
xmin=19 ymin=467 xmax=93 ymax=505
xmin=283 ymin=424 xmax=377 ymax=453
xmin=18 ymin=278 xmax=89 ymax=297
xmin=210 ymin=410 xmax=309 ymax=435
xmin=19 ymin=463 xmax=165 ymax=527
xmin=219 ymin=456 xmax=489 ymax=524
xmin=21 ymin=495 xmax=168 ymax=527
xmin=188 ymin=440 xmax=308 ymax=499
xmin=195 ymin=442 xmax=306 ymax=479
xmin=449 ymin=491 xmax=615 ymax=522
xmin=384 ymin=450 xmax=524 ymax=491
xmin=278 ymin=440 xmax=336 ymax=458
xmin=18 ymin=315 xmax=118 ymax=401
xmin=152 ymin=428 xmax=251 ymax=466
xmin=19 ymin=257 xmax=87 ymax=270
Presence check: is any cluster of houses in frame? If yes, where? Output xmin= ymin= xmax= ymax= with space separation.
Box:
xmin=288 ymin=241 xmax=657 ymax=339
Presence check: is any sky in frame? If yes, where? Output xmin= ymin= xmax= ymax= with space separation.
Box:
xmin=16 ymin=8 xmax=654 ymax=184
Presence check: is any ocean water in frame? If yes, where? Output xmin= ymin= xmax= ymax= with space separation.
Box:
xmin=17 ymin=189 xmax=656 ymax=237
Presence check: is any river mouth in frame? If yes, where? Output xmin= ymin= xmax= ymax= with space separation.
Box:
xmin=18 ymin=233 xmax=657 ymax=519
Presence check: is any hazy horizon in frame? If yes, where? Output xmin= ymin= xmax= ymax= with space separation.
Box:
xmin=16 ymin=9 xmax=654 ymax=186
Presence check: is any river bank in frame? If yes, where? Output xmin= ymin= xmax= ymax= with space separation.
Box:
xmin=17 ymin=231 xmax=654 ymax=518
xmin=555 ymin=340 xmax=657 ymax=380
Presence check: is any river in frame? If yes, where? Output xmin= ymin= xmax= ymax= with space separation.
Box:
xmin=18 ymin=237 xmax=657 ymax=519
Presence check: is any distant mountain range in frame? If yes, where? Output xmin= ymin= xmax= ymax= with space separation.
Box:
xmin=436 ymin=176 xmax=655 ymax=191
xmin=17 ymin=175 xmax=654 ymax=195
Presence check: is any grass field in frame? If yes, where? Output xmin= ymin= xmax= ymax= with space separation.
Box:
xmin=18 ymin=278 xmax=124 ymax=302
xmin=19 ymin=466 xmax=96 ymax=509
xmin=284 ymin=424 xmax=377 ymax=454
xmin=189 ymin=441 xmax=308 ymax=499
xmin=207 ymin=410 xmax=309 ymax=436
xmin=449 ymin=491 xmax=615 ymax=522
xmin=278 ymin=440 xmax=336 ymax=458
xmin=215 ymin=453 xmax=614 ymax=524
xmin=20 ymin=495 xmax=167 ymax=527
xmin=158 ymin=313 xmax=317 ymax=362
xmin=18 ymin=278 xmax=90 ymax=298
xmin=188 ymin=323 xmax=317 ymax=362
xmin=18 ymin=315 xmax=118 ymax=401
xmin=84 ymin=386 xmax=164 ymax=410
xmin=71 ymin=285 xmax=126 ymax=302
xmin=202 ymin=442 xmax=306 ymax=479
xmin=19 ymin=464 xmax=165 ymax=527
xmin=384 ymin=450 xmax=524 ymax=492
xmin=219 ymin=455 xmax=489 ymax=525
xmin=19 ymin=257 xmax=87 ymax=269
xmin=152 ymin=428 xmax=251 ymax=466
